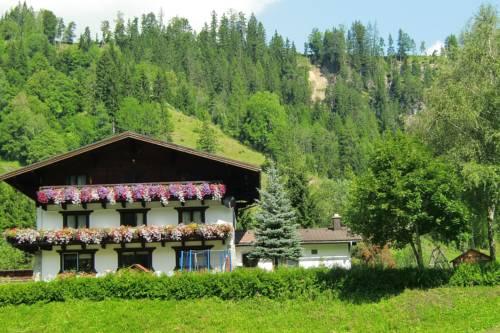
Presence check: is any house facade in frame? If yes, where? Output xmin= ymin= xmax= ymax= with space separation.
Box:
xmin=1 ymin=132 xmax=260 ymax=280
xmin=235 ymin=214 xmax=361 ymax=270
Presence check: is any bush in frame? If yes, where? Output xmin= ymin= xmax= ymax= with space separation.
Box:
xmin=449 ymin=262 xmax=500 ymax=286
xmin=0 ymin=266 xmax=497 ymax=306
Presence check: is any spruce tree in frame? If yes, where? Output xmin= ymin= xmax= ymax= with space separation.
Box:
xmin=286 ymin=167 xmax=320 ymax=228
xmin=196 ymin=120 xmax=219 ymax=153
xmin=250 ymin=164 xmax=302 ymax=266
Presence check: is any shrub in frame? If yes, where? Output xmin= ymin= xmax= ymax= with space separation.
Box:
xmin=449 ymin=262 xmax=500 ymax=286
xmin=0 ymin=266 xmax=497 ymax=307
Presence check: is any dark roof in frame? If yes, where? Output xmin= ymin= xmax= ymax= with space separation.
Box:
xmin=0 ymin=131 xmax=260 ymax=183
xmin=450 ymin=249 xmax=492 ymax=263
xmin=235 ymin=228 xmax=362 ymax=246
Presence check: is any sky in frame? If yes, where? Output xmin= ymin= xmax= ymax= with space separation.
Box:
xmin=0 ymin=0 xmax=496 ymax=54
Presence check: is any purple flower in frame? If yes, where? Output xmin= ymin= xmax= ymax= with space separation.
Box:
xmin=132 ymin=184 xmax=146 ymax=201
xmin=114 ymin=185 xmax=130 ymax=202
xmin=80 ymin=187 xmax=93 ymax=203
xmin=97 ymin=186 xmax=109 ymax=201
xmin=185 ymin=183 xmax=196 ymax=199
xmin=200 ymin=183 xmax=211 ymax=197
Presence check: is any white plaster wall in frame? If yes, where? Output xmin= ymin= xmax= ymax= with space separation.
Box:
xmin=299 ymin=243 xmax=351 ymax=269
xmin=37 ymin=200 xmax=235 ymax=280
xmin=235 ymin=243 xmax=353 ymax=270
xmin=40 ymin=200 xmax=232 ymax=230
xmin=235 ymin=246 xmax=252 ymax=267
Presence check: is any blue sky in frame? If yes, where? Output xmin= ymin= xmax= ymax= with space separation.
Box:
xmin=0 ymin=0 xmax=496 ymax=54
xmin=258 ymin=0 xmax=495 ymax=53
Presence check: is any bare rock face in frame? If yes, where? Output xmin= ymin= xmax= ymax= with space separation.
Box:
xmin=308 ymin=66 xmax=328 ymax=102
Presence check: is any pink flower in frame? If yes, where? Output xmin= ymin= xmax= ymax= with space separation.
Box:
xmin=37 ymin=191 xmax=48 ymax=204
xmin=80 ymin=187 xmax=93 ymax=203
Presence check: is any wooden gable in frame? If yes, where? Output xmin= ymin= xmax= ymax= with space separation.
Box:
xmin=450 ymin=249 xmax=492 ymax=267
xmin=0 ymin=132 xmax=260 ymax=204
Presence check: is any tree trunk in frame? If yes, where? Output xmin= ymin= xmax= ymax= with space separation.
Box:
xmin=487 ymin=204 xmax=496 ymax=261
xmin=410 ymin=228 xmax=424 ymax=270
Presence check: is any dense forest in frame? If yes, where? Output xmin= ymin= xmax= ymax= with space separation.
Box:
xmin=0 ymin=3 xmax=497 ymax=267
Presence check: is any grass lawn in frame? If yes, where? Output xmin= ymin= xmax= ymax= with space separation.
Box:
xmin=0 ymin=287 xmax=498 ymax=333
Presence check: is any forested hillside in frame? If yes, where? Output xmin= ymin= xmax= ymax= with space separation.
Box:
xmin=0 ymin=3 xmax=497 ymax=266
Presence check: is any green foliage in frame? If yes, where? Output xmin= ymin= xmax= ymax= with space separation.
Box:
xmin=0 ymin=238 xmax=32 ymax=269
xmin=345 ymin=133 xmax=468 ymax=268
xmin=0 ymin=266 xmax=497 ymax=306
xmin=285 ymin=167 xmax=320 ymax=227
xmin=310 ymin=177 xmax=351 ymax=227
xmin=0 ymin=93 xmax=50 ymax=164
xmin=251 ymin=164 xmax=302 ymax=264
xmin=0 ymin=181 xmax=35 ymax=269
xmin=115 ymin=97 xmax=173 ymax=140
xmin=449 ymin=263 xmax=500 ymax=287
xmin=241 ymin=92 xmax=287 ymax=155
xmin=196 ymin=120 xmax=219 ymax=153
xmin=415 ymin=5 xmax=499 ymax=259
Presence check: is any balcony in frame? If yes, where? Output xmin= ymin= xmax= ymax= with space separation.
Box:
xmin=4 ymin=223 xmax=233 ymax=252
xmin=36 ymin=181 xmax=226 ymax=210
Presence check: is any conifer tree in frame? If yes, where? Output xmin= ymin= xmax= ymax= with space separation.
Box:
xmin=196 ymin=120 xmax=219 ymax=153
xmin=286 ymin=167 xmax=320 ymax=228
xmin=250 ymin=163 xmax=302 ymax=266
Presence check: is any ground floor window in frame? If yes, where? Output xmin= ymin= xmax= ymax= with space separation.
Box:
xmin=115 ymin=248 xmax=154 ymax=270
xmin=58 ymin=250 xmax=96 ymax=273
xmin=242 ymin=253 xmax=258 ymax=267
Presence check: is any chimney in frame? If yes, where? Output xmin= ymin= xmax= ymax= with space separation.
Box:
xmin=331 ymin=213 xmax=342 ymax=230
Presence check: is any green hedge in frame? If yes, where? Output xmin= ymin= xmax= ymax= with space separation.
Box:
xmin=0 ymin=265 xmax=498 ymax=306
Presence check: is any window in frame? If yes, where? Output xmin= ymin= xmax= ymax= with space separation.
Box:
xmin=173 ymin=246 xmax=213 ymax=270
xmin=175 ymin=207 xmax=207 ymax=224
xmin=242 ymin=253 xmax=258 ymax=268
xmin=115 ymin=248 xmax=154 ymax=270
xmin=311 ymin=249 xmax=318 ymax=255
xmin=117 ymin=209 xmax=149 ymax=227
xmin=67 ymin=175 xmax=87 ymax=185
xmin=58 ymin=250 xmax=96 ymax=273
xmin=61 ymin=211 xmax=91 ymax=229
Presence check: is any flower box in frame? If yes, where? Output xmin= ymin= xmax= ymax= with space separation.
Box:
xmin=4 ymin=223 xmax=233 ymax=247
xmin=36 ymin=182 xmax=226 ymax=207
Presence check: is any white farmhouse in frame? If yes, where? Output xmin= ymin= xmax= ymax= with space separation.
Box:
xmin=1 ymin=132 xmax=260 ymax=280
xmin=1 ymin=132 xmax=360 ymax=280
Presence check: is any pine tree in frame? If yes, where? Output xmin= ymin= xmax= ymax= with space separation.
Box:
xmin=250 ymin=164 xmax=302 ymax=266
xmin=63 ymin=21 xmax=76 ymax=44
xmin=286 ymin=167 xmax=320 ymax=228
xmin=78 ymin=27 xmax=92 ymax=51
xmin=196 ymin=120 xmax=219 ymax=153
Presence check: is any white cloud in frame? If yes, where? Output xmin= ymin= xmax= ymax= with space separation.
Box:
xmin=426 ymin=40 xmax=444 ymax=56
xmin=0 ymin=0 xmax=278 ymax=34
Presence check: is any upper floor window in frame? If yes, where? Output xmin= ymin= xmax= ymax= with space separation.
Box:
xmin=118 ymin=209 xmax=149 ymax=227
xmin=67 ymin=175 xmax=87 ymax=186
xmin=175 ymin=207 xmax=207 ymax=224
xmin=61 ymin=211 xmax=91 ymax=229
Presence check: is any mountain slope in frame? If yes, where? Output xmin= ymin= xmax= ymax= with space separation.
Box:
xmin=169 ymin=108 xmax=265 ymax=167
